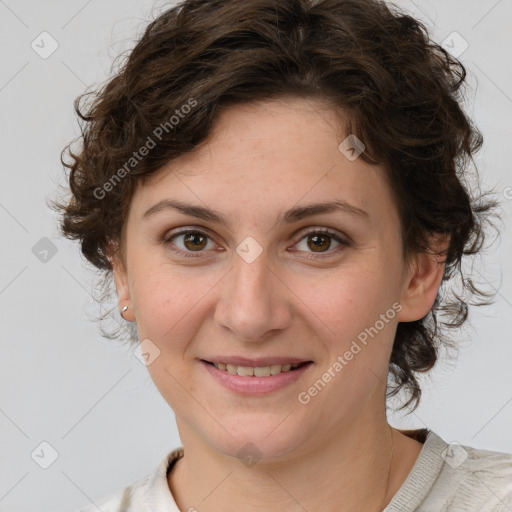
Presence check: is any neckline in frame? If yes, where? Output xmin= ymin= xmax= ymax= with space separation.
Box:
xmin=383 ymin=429 xmax=447 ymax=511
xmin=156 ymin=428 xmax=445 ymax=512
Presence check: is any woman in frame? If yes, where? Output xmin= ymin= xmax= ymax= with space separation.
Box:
xmin=52 ymin=0 xmax=512 ymax=510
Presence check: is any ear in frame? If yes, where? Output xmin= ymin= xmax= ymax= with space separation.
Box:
xmin=397 ymin=233 xmax=449 ymax=322
xmin=109 ymin=243 xmax=136 ymax=322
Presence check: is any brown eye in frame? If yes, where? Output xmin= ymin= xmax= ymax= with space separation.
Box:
xmin=293 ymin=228 xmax=350 ymax=257
xmin=182 ymin=232 xmax=208 ymax=251
xmin=163 ymin=229 xmax=216 ymax=258
xmin=307 ymin=233 xmax=333 ymax=252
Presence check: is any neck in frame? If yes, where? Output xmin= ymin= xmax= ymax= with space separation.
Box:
xmin=167 ymin=407 xmax=422 ymax=512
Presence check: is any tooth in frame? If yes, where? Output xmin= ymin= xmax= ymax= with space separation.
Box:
xmin=254 ymin=366 xmax=271 ymax=377
xmin=270 ymin=364 xmax=282 ymax=375
xmin=237 ymin=366 xmax=254 ymax=376
xmin=226 ymin=364 xmax=238 ymax=375
xmin=214 ymin=363 xmax=301 ymax=376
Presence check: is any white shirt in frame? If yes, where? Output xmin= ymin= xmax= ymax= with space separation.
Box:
xmin=74 ymin=429 xmax=512 ymax=511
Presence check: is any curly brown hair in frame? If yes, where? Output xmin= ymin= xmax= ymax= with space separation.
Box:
xmin=50 ymin=0 xmax=500 ymax=411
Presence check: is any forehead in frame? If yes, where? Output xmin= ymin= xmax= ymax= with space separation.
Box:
xmin=130 ymin=98 xmax=398 ymax=230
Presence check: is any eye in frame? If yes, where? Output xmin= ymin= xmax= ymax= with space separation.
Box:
xmin=163 ymin=229 xmax=218 ymax=258
xmin=292 ymin=228 xmax=350 ymax=257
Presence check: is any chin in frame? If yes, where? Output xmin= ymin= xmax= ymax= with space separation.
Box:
xmin=199 ymin=418 xmax=312 ymax=466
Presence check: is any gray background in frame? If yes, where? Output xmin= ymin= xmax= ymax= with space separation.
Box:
xmin=1 ymin=0 xmax=511 ymax=510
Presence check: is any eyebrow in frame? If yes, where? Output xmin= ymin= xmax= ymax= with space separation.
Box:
xmin=142 ymin=198 xmax=370 ymax=228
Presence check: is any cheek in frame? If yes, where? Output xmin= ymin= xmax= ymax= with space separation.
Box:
xmin=132 ymin=265 xmax=208 ymax=407
xmin=129 ymin=256 xmax=190 ymax=340
xmin=129 ymin=254 xmax=223 ymax=356
xmin=135 ymin=279 xmax=198 ymax=343
xmin=299 ymin=266 xmax=391 ymax=336
xmin=294 ymin=263 xmax=399 ymax=387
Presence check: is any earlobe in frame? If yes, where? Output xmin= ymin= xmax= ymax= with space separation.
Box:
xmin=397 ymin=235 xmax=449 ymax=323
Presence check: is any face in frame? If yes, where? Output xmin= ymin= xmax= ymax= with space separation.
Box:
xmin=113 ymin=97 xmax=442 ymax=462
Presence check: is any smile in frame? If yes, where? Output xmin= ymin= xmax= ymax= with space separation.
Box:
xmin=201 ymin=359 xmax=314 ymax=395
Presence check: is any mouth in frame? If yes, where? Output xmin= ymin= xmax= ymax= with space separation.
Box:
xmin=200 ymin=358 xmax=314 ymax=395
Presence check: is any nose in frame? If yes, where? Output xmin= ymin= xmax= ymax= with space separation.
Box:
xmin=214 ymin=247 xmax=292 ymax=343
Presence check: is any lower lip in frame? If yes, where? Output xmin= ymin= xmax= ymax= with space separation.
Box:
xmin=201 ymin=360 xmax=313 ymax=395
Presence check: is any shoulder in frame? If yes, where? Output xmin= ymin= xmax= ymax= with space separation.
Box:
xmin=73 ymin=474 xmax=152 ymax=512
xmin=72 ymin=448 xmax=183 ymax=512
xmin=422 ymin=433 xmax=512 ymax=511
xmin=386 ymin=430 xmax=512 ymax=511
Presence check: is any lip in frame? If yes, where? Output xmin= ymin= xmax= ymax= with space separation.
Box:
xmin=200 ymin=359 xmax=314 ymax=396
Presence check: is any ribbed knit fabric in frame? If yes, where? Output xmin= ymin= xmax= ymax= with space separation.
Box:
xmin=384 ymin=431 xmax=512 ymax=511
xmin=75 ymin=430 xmax=512 ymax=512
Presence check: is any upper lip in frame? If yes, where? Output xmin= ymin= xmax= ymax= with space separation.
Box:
xmin=202 ymin=356 xmax=312 ymax=367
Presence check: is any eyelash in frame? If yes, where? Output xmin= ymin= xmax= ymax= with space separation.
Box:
xmin=162 ymin=227 xmax=350 ymax=259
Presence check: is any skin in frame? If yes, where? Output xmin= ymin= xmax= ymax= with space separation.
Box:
xmin=112 ymin=97 xmax=447 ymax=511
